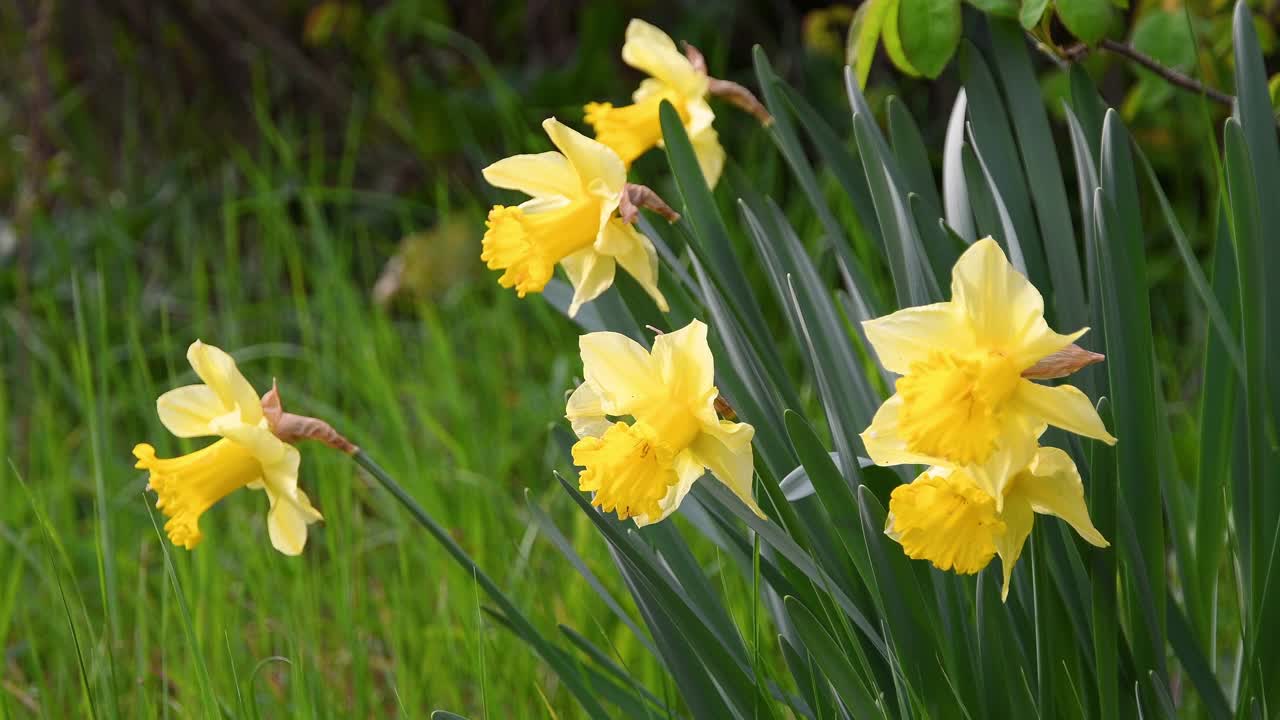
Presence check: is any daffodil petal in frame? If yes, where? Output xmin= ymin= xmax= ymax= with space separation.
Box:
xmin=598 ymin=220 xmax=669 ymax=312
xmin=156 ymin=385 xmax=225 ymax=438
xmin=994 ymin=494 xmax=1034 ymax=602
xmin=482 ymin=151 xmax=580 ymax=199
xmin=211 ymin=417 xmax=291 ymax=466
xmin=621 ymin=19 xmax=706 ymax=99
xmin=266 ymin=485 xmax=321 ymax=556
xmin=860 ymin=394 xmax=945 ymax=468
xmin=970 ymin=421 xmax=1042 ymax=508
xmin=689 ymin=123 xmax=726 ymax=188
xmin=186 ymin=341 xmax=263 ymax=425
xmin=631 ymin=77 xmax=668 ymax=104
xmin=578 ymin=331 xmax=661 ymax=417
xmin=949 ymin=238 xmax=1051 ymax=357
xmin=690 ymin=420 xmax=764 ymax=518
xmin=686 ymin=99 xmax=716 ymax=140
xmin=861 ymin=302 xmax=969 ymax=375
xmin=561 ymin=247 xmax=617 ymax=317
xmin=1013 ymin=381 xmax=1116 ymax=445
xmin=1014 ymin=447 xmax=1109 ymax=548
xmin=651 ymin=320 xmax=715 ymax=399
xmin=542 ymin=118 xmax=626 ymax=199
xmin=635 ymin=450 xmax=704 ymax=527
xmin=566 ymin=382 xmax=612 ymax=439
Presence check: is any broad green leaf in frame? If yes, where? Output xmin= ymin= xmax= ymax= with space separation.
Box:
xmin=1127 ymin=10 xmax=1196 ymax=109
xmin=897 ymin=0 xmax=962 ymax=78
xmin=1056 ymin=0 xmax=1114 ymax=44
xmin=1020 ymin=0 xmax=1050 ymax=29
xmin=965 ymin=0 xmax=1019 ymax=18
xmin=882 ymin=0 xmax=923 ymax=76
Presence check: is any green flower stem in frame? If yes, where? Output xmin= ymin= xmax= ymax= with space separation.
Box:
xmin=349 ymin=450 xmax=609 ymax=717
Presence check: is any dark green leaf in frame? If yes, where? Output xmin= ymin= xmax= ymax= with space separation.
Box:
xmin=897 ymin=0 xmax=962 ymax=78
xmin=1056 ymin=0 xmax=1114 ymax=44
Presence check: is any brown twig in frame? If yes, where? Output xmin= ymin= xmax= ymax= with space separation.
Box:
xmin=1062 ymin=39 xmax=1233 ymax=106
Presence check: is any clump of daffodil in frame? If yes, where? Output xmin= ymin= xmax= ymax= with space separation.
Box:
xmin=887 ymin=446 xmax=1109 ymax=600
xmin=482 ymin=117 xmax=669 ymax=316
xmin=584 ymin=19 xmax=727 ymax=186
xmin=860 ymin=237 xmax=1116 ymax=504
xmin=566 ymin=319 xmax=763 ymax=525
xmin=133 ymin=341 xmax=322 ymax=555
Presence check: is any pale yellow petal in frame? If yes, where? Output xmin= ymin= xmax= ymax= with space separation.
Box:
xmin=650 ymin=319 xmax=716 ymax=402
xmin=156 ymin=385 xmax=224 ymax=438
xmin=860 ymin=394 xmax=945 ymax=468
xmin=1013 ymin=447 xmax=1109 ymax=548
xmin=621 ymin=19 xmax=707 ymax=99
xmin=861 ymin=302 xmax=970 ymax=375
xmin=690 ymin=420 xmax=764 ymax=519
xmin=1013 ymin=381 xmax=1117 ymax=445
xmin=631 ymin=77 xmax=668 ymax=104
xmin=969 ymin=420 xmax=1042 ymax=509
xmin=1015 ymin=326 xmax=1088 ymax=371
xmin=578 ymin=331 xmax=661 ymax=416
xmin=542 ymin=118 xmax=626 ymax=198
xmin=565 ymin=382 xmax=612 ymax=439
xmin=482 ymin=151 xmax=580 ymax=200
xmin=635 ymin=450 xmax=705 ymax=527
xmin=689 ymin=123 xmax=726 ymax=188
xmin=211 ymin=416 xmax=291 ymax=466
xmin=598 ymin=220 xmax=669 ymax=311
xmin=561 ymin=247 xmax=617 ymax=317
xmin=949 ymin=238 xmax=1055 ymax=363
xmin=993 ymin=494 xmax=1034 ymax=602
xmin=186 ymin=340 xmax=262 ymax=425
xmin=266 ymin=485 xmax=322 ymax=556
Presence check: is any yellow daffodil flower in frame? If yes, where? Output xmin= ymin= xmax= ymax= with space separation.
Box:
xmin=482 ymin=117 xmax=668 ymax=316
xmin=584 ymin=19 xmax=725 ymax=186
xmin=887 ymin=446 xmax=1109 ymax=600
xmin=566 ymin=320 xmax=763 ymax=525
xmin=133 ymin=341 xmax=322 ymax=555
xmin=860 ymin=238 xmax=1116 ymax=505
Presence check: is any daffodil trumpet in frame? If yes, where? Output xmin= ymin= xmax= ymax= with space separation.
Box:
xmin=133 ymin=341 xmax=335 ymax=555
xmin=481 ymin=118 xmax=670 ymax=317
xmin=585 ymin=19 xmax=770 ymax=187
xmin=886 ymin=446 xmax=1109 ymax=601
xmin=860 ymin=238 xmax=1117 ymax=505
xmin=567 ymin=319 xmax=764 ymax=526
